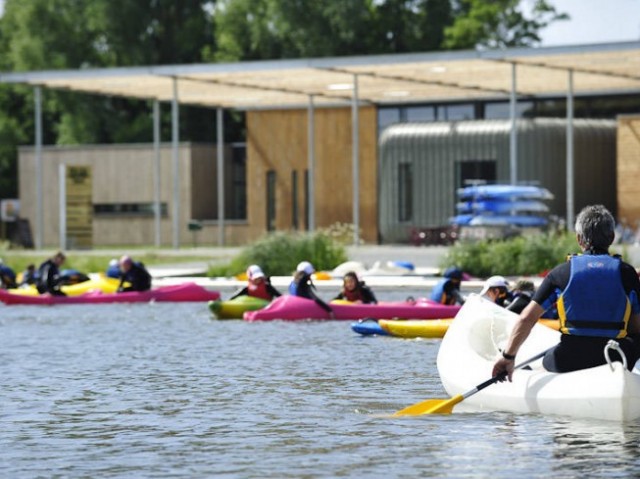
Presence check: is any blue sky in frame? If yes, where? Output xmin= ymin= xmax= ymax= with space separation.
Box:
xmin=537 ymin=0 xmax=640 ymax=46
xmin=0 ymin=0 xmax=637 ymax=48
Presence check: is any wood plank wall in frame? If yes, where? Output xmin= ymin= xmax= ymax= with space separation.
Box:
xmin=246 ymin=106 xmax=378 ymax=243
xmin=617 ymin=115 xmax=640 ymax=229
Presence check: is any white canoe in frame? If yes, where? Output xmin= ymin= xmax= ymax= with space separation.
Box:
xmin=437 ymin=294 xmax=640 ymax=422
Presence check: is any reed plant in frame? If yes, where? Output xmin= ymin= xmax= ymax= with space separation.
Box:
xmin=208 ymin=229 xmax=348 ymax=277
xmin=443 ymin=232 xmax=582 ymax=277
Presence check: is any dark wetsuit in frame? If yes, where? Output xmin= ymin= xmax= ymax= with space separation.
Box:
xmin=36 ymin=259 xmax=65 ymax=296
xmin=333 ymin=283 xmax=378 ymax=304
xmin=289 ymin=273 xmax=333 ymax=313
xmin=533 ymin=251 xmax=640 ymax=372
xmin=506 ymin=292 xmax=532 ymax=314
xmin=118 ymin=262 xmax=152 ymax=292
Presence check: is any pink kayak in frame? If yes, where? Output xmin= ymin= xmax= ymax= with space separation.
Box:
xmin=243 ymin=295 xmax=460 ymax=321
xmin=0 ymin=282 xmax=220 ymax=306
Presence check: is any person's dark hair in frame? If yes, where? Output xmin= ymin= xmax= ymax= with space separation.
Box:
xmin=343 ymin=271 xmax=361 ymax=289
xmin=575 ymin=204 xmax=615 ymax=251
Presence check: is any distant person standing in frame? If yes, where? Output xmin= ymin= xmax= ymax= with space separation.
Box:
xmin=117 ymin=255 xmax=152 ymax=292
xmin=36 ymin=251 xmax=66 ymax=296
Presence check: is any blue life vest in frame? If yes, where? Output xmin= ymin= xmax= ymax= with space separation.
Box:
xmin=558 ymin=255 xmax=631 ymax=338
xmin=430 ymin=278 xmax=455 ymax=305
xmin=288 ymin=281 xmax=298 ymax=296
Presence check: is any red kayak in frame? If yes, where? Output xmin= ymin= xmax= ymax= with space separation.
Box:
xmin=243 ymin=295 xmax=460 ymax=321
xmin=0 ymin=282 xmax=220 ymax=305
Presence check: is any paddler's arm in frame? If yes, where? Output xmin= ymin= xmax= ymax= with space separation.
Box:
xmin=491 ymin=300 xmax=544 ymax=382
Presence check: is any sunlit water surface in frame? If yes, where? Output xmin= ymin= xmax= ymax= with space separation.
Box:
xmin=2 ymin=290 xmax=640 ymax=478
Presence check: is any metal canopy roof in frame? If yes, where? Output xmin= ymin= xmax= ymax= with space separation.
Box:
xmin=1 ymin=41 xmax=639 ymax=110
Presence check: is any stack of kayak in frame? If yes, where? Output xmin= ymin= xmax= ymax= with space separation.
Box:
xmin=243 ymin=295 xmax=460 ymax=321
xmin=450 ymin=184 xmax=553 ymax=228
xmin=352 ymin=317 xmax=559 ymax=338
xmin=0 ymin=282 xmax=220 ymax=305
xmin=436 ymin=294 xmax=640 ymax=421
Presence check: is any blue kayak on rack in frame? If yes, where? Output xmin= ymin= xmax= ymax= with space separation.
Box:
xmin=457 ymin=185 xmax=554 ymax=201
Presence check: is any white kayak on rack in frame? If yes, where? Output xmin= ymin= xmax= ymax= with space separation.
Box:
xmin=437 ymin=294 xmax=640 ymax=422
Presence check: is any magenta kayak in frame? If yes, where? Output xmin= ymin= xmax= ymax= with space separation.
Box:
xmin=0 ymin=282 xmax=220 ymax=306
xmin=243 ymin=295 xmax=460 ymax=321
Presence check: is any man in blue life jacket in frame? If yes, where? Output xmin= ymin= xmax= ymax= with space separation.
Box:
xmin=430 ymin=266 xmax=466 ymax=305
xmin=493 ymin=205 xmax=640 ymax=380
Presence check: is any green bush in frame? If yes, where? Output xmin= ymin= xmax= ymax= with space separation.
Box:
xmin=443 ymin=232 xmax=581 ymax=277
xmin=207 ymin=230 xmax=348 ymax=277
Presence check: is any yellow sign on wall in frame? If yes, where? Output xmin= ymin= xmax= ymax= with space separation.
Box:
xmin=66 ymin=166 xmax=93 ymax=248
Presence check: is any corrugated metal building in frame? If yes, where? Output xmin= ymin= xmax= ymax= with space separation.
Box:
xmin=378 ymin=118 xmax=616 ymax=243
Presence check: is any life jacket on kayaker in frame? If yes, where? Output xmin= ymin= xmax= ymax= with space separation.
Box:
xmin=289 ymin=261 xmax=334 ymax=314
xmin=430 ymin=266 xmax=465 ymax=305
xmin=333 ymin=271 xmax=378 ymax=304
xmin=558 ymin=255 xmax=631 ymax=338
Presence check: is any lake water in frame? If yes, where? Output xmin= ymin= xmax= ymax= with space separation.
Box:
xmin=2 ymin=292 xmax=640 ymax=478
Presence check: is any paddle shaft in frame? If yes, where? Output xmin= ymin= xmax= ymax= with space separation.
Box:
xmin=461 ymin=348 xmax=550 ymax=400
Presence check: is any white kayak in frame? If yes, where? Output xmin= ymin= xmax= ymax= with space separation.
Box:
xmin=437 ymin=294 xmax=640 ymax=422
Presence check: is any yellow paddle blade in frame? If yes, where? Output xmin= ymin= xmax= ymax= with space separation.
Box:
xmin=392 ymin=394 xmax=464 ymax=416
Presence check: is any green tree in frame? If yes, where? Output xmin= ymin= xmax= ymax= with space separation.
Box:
xmin=443 ymin=0 xmax=568 ymax=50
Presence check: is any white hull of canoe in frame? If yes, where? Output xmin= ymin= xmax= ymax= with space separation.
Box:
xmin=438 ymin=294 xmax=640 ymax=422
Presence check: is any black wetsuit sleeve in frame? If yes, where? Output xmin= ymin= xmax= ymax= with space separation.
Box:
xmin=228 ymin=286 xmax=249 ymax=300
xmin=532 ymin=263 xmax=569 ymax=306
xmin=309 ymin=288 xmax=333 ymax=313
xmin=362 ymin=286 xmax=378 ymax=304
xmin=332 ymin=292 xmax=345 ymax=301
xmin=267 ymin=283 xmax=282 ymax=298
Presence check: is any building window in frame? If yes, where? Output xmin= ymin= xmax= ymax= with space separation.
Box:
xmin=266 ymin=170 xmax=276 ymax=232
xmin=444 ymin=104 xmax=475 ymax=121
xmin=378 ymin=108 xmax=401 ymax=132
xmin=230 ymin=144 xmax=247 ymax=219
xmin=291 ymin=170 xmax=299 ymax=230
xmin=93 ymin=203 xmax=168 ymax=217
xmin=456 ymin=160 xmax=497 ymax=191
xmin=304 ymin=169 xmax=309 ymax=231
xmin=406 ymin=106 xmax=436 ymax=122
xmin=484 ymin=101 xmax=534 ymax=119
xmin=398 ymin=163 xmax=413 ymax=222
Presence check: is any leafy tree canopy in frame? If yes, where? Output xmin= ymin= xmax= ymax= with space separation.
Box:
xmin=0 ymin=0 xmax=568 ymax=198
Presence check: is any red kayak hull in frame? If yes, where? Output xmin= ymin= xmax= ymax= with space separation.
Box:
xmin=243 ymin=295 xmax=460 ymax=321
xmin=0 ymin=282 xmax=220 ymax=305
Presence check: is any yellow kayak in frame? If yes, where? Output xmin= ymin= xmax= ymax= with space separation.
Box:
xmin=7 ymin=276 xmax=125 ymax=296
xmin=379 ymin=318 xmax=559 ymax=339
xmin=379 ymin=319 xmax=452 ymax=339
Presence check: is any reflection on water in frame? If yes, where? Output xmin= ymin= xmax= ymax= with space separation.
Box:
xmin=1 ymin=300 xmax=639 ymax=478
